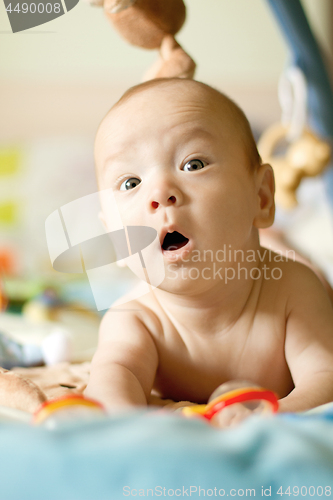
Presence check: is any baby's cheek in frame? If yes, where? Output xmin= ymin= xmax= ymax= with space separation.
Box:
xmin=101 ymin=195 xmax=138 ymax=230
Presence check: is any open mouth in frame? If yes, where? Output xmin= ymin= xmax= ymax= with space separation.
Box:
xmin=162 ymin=231 xmax=189 ymax=252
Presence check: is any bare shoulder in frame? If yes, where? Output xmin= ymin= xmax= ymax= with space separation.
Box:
xmin=89 ymin=294 xmax=162 ymax=383
xmin=99 ymin=292 xmax=164 ymax=345
xmin=276 ymin=256 xmax=333 ymax=394
xmin=276 ymin=257 xmax=332 ymax=312
xmin=261 ymin=247 xmax=332 ymax=307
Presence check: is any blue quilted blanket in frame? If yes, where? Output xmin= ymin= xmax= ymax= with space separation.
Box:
xmin=1 ymin=405 xmax=333 ymax=500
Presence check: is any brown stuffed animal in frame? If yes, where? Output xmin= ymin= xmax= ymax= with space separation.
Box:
xmin=91 ymin=0 xmax=196 ymax=80
xmin=258 ymin=123 xmax=331 ymax=209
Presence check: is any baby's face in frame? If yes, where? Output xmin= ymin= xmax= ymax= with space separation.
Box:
xmin=96 ymin=84 xmax=262 ymax=292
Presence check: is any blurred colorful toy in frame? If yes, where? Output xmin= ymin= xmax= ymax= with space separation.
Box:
xmin=0 ymin=269 xmax=8 ymax=312
xmin=33 ymin=394 xmax=106 ymax=427
xmin=22 ymin=287 xmax=64 ymax=322
xmin=0 ymin=325 xmax=72 ymax=370
xmin=182 ymin=381 xmax=279 ymax=424
xmin=0 ymin=281 xmax=7 ymax=312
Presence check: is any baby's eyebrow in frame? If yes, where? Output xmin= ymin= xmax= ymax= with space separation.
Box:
xmin=173 ymin=128 xmax=217 ymax=155
xmin=101 ymin=127 xmax=215 ymax=175
xmin=102 ymin=154 xmax=128 ymax=175
xmin=176 ymin=126 xmax=215 ymax=142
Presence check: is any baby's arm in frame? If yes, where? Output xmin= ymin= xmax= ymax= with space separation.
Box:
xmin=84 ymin=304 xmax=159 ymax=411
xmin=279 ymin=263 xmax=333 ymax=413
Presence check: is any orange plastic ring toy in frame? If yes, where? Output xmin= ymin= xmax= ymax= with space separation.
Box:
xmin=33 ymin=394 xmax=106 ymax=424
xmin=182 ymin=387 xmax=279 ymax=420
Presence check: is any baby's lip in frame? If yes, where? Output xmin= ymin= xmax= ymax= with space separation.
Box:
xmin=159 ymin=225 xmax=188 ymax=247
xmin=160 ymin=226 xmax=192 ymax=260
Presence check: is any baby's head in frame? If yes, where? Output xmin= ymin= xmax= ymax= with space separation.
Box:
xmin=95 ymin=79 xmax=274 ymax=290
xmin=95 ymin=78 xmax=262 ymax=179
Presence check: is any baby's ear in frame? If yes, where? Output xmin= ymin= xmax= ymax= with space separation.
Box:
xmin=253 ymin=163 xmax=275 ymax=229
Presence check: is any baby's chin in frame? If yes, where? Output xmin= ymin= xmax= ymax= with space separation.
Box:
xmin=155 ymin=267 xmax=216 ymax=296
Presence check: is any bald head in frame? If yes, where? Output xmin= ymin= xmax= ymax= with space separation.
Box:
xmin=95 ymin=78 xmax=261 ymax=174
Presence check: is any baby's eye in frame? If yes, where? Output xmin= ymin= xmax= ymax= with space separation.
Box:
xmin=182 ymin=159 xmax=205 ymax=172
xmin=120 ymin=177 xmax=141 ymax=191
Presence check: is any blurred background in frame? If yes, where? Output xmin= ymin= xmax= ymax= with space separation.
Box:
xmin=0 ymin=0 xmax=332 ymax=361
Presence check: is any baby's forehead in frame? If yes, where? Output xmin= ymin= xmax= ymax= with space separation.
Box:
xmin=94 ymin=79 xmax=258 ymax=175
xmin=97 ymin=81 xmax=234 ymax=144
xmin=114 ymin=81 xmax=227 ymax=117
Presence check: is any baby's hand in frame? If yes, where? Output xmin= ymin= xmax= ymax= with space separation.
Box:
xmin=210 ymin=403 xmax=255 ymax=428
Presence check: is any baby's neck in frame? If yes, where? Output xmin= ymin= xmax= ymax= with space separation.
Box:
xmin=153 ymin=242 xmax=265 ymax=336
xmin=154 ymin=282 xmax=255 ymax=336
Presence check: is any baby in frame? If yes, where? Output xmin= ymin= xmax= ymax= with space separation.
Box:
xmin=85 ymin=78 xmax=333 ymax=424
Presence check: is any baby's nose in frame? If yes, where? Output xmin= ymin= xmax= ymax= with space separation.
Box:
xmin=149 ymin=185 xmax=182 ymax=210
xmin=151 ymin=196 xmax=176 ymax=210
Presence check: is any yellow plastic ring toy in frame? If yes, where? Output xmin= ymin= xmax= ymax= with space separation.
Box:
xmin=33 ymin=394 xmax=106 ymax=425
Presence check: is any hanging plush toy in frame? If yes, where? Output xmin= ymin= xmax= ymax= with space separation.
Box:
xmin=258 ymin=124 xmax=331 ymax=209
xmin=90 ymin=0 xmax=196 ymax=80
xmin=258 ymin=66 xmax=332 ymax=210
